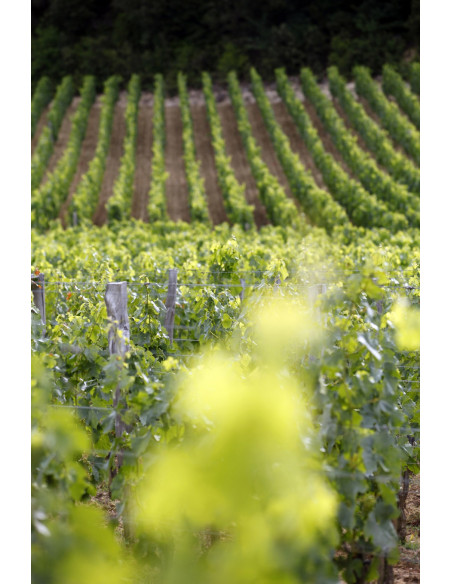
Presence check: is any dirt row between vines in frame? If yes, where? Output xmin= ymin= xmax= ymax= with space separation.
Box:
xmin=93 ymin=100 xmax=127 ymax=225
xmin=191 ymin=104 xmax=228 ymax=225
xmin=218 ymin=103 xmax=270 ymax=227
xmin=131 ymin=99 xmax=153 ymax=222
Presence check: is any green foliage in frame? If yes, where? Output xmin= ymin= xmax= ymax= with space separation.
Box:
xmin=328 ymin=66 xmax=419 ymax=193
xmin=32 ymin=1 xmax=419 ymax=89
xmin=71 ymin=75 xmax=121 ymax=224
xmin=178 ymin=72 xmax=211 ymax=225
xmin=31 ymin=220 xmax=419 ymax=582
xmin=31 ymin=76 xmax=74 ymax=192
xmin=250 ymin=68 xmax=350 ymax=230
xmin=31 ymin=76 xmax=53 ymax=138
xmin=382 ymin=64 xmax=420 ymax=129
xmin=107 ymin=74 xmax=141 ymax=222
xmin=148 ymin=74 xmax=169 ymax=222
xmin=300 ymin=67 xmax=419 ymax=226
xmin=133 ymin=303 xmax=339 ymax=582
xmin=410 ymin=62 xmax=420 ymax=96
xmin=276 ymin=68 xmax=408 ymax=232
xmin=217 ymin=42 xmax=249 ymax=77
xmin=32 ymin=76 xmax=96 ymax=230
xmin=202 ymin=72 xmax=255 ymax=229
xmin=353 ymin=66 xmax=420 ymax=165
xmin=227 ymin=70 xmax=305 ymax=231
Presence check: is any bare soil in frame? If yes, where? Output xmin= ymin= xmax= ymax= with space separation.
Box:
xmin=40 ymin=99 xmax=80 ymax=187
xmin=31 ymin=105 xmax=50 ymax=154
xmin=393 ymin=474 xmax=420 ymax=583
xmin=91 ymin=470 xmax=419 ymax=584
xmin=246 ymin=102 xmax=296 ymax=205
xmin=217 ymin=103 xmax=270 ymax=227
xmin=271 ymin=100 xmax=328 ymax=192
xmin=93 ymin=101 xmax=127 ymax=226
xmin=164 ymin=105 xmax=191 ymax=222
xmin=131 ymin=100 xmax=153 ymax=222
xmin=59 ymin=98 xmax=102 ymax=224
xmin=191 ymin=104 xmax=228 ymax=225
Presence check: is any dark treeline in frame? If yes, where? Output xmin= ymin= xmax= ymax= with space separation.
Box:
xmin=32 ymin=0 xmax=419 ymax=94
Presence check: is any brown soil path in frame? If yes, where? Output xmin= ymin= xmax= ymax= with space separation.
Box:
xmin=246 ymin=102 xmax=298 ymax=205
xmin=191 ymin=104 xmax=228 ymax=225
xmin=31 ymin=105 xmax=50 ymax=153
xmin=394 ymin=473 xmax=420 ymax=583
xmin=164 ymin=105 xmax=191 ymax=222
xmin=93 ymin=101 xmax=127 ymax=225
xmin=131 ymin=102 xmax=153 ymax=222
xmin=271 ymin=101 xmax=328 ymax=191
xmin=58 ymin=98 xmax=102 ymax=223
xmin=218 ymin=103 xmax=270 ymax=227
xmin=40 ymin=99 xmax=80 ymax=187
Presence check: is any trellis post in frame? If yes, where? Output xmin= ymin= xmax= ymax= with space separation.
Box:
xmin=31 ymin=273 xmax=46 ymax=325
xmin=164 ymin=269 xmax=178 ymax=343
xmin=105 ymin=281 xmax=130 ymax=470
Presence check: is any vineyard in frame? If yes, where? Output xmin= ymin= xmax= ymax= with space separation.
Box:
xmin=31 ymin=63 xmax=420 ymax=584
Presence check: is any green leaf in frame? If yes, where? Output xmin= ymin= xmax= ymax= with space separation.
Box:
xmin=222 ymin=313 xmax=232 ymax=329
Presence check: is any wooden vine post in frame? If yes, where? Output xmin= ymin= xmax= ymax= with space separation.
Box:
xmin=164 ymin=269 xmax=178 ymax=343
xmin=105 ymin=281 xmax=130 ymax=471
xmin=31 ymin=273 xmax=46 ymax=325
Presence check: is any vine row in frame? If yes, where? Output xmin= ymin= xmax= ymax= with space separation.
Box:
xmin=70 ymin=75 xmax=121 ymax=224
xmin=148 ymin=74 xmax=169 ymax=222
xmin=202 ymin=71 xmax=255 ymax=229
xmin=31 ymin=76 xmax=74 ymax=192
xmin=32 ymin=76 xmax=96 ymax=231
xmin=410 ymin=62 xmax=420 ymax=96
xmin=31 ymin=76 xmax=53 ymax=138
xmin=250 ymin=67 xmax=350 ymax=230
xmin=353 ymin=66 xmax=420 ymax=165
xmin=382 ymin=65 xmax=420 ymax=129
xmin=178 ymin=72 xmax=211 ymax=225
xmin=276 ymin=68 xmax=408 ymax=232
xmin=227 ymin=71 xmax=304 ymax=230
xmin=300 ymin=67 xmax=419 ymax=226
xmin=328 ymin=66 xmax=419 ymax=194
